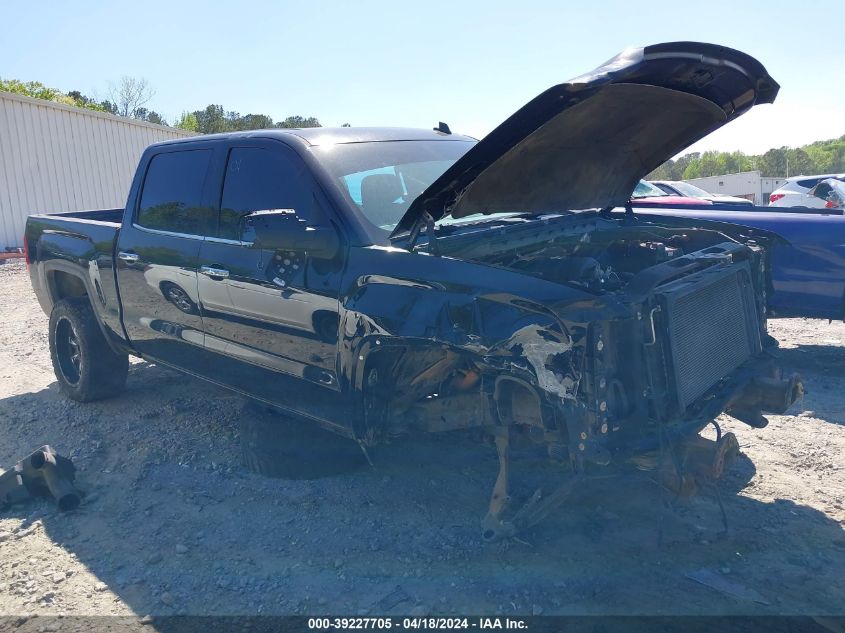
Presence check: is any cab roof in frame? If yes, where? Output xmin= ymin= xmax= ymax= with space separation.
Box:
xmin=150 ymin=126 xmax=477 ymax=149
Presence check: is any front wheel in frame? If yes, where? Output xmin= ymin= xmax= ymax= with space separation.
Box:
xmin=49 ymin=298 xmax=129 ymax=402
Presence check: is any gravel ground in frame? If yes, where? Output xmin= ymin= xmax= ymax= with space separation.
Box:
xmin=0 ymin=260 xmax=843 ymax=619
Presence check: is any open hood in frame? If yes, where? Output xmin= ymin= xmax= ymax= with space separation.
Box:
xmin=392 ymin=42 xmax=778 ymax=236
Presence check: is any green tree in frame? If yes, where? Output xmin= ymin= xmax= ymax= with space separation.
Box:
xmin=99 ymin=100 xmax=119 ymax=115
xmin=682 ymin=161 xmax=701 ymax=180
xmin=66 ymin=90 xmax=112 ymax=113
xmin=672 ymin=152 xmax=699 ymax=179
xmin=174 ymin=112 xmax=199 ymax=132
xmin=759 ymin=148 xmax=787 ymax=177
xmin=0 ymin=78 xmax=108 ymax=112
xmin=649 ymin=136 xmax=845 ymax=180
xmin=235 ymin=113 xmax=274 ymax=130
xmin=3 ymin=76 xmax=326 ymax=135
xmin=786 ymin=148 xmax=814 ymax=176
xmin=194 ymin=104 xmax=229 ymax=134
xmin=132 ymin=107 xmax=167 ymax=126
xmin=146 ymin=111 xmax=165 ymax=125
xmin=187 ymin=105 xmax=322 ymax=133
xmin=276 ymin=115 xmax=321 ymax=128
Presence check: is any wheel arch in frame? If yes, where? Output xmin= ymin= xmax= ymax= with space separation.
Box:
xmin=43 ymin=262 xmax=131 ymax=356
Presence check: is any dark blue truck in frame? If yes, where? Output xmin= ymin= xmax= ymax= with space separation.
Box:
xmin=24 ymin=42 xmax=805 ymax=539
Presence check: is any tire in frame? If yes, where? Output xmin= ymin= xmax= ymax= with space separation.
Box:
xmin=239 ymin=402 xmax=366 ymax=479
xmin=49 ymin=298 xmax=129 ymax=402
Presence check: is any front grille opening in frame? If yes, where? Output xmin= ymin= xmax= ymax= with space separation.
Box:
xmin=659 ymin=264 xmax=762 ymax=412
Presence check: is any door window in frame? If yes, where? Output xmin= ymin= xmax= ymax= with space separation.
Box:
xmin=219 ymin=147 xmax=310 ymax=240
xmin=137 ymin=150 xmax=214 ymax=236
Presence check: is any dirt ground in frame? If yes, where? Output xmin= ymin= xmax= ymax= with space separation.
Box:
xmin=0 ymin=260 xmax=843 ymax=620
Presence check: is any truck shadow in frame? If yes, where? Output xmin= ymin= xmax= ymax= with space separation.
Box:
xmin=0 ymin=363 xmax=843 ymax=620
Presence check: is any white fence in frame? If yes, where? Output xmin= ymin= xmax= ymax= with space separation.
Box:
xmin=0 ymin=92 xmax=193 ymax=248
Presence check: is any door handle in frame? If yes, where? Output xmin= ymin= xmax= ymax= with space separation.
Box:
xmin=200 ymin=265 xmax=230 ymax=279
xmin=117 ymin=251 xmax=139 ymax=263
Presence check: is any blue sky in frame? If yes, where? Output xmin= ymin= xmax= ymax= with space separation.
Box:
xmin=3 ymin=0 xmax=845 ymax=156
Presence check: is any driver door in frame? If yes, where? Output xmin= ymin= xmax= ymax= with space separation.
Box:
xmin=196 ymin=141 xmax=345 ymax=420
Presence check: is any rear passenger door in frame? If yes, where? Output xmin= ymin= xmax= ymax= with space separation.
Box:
xmin=115 ymin=147 xmax=220 ymax=374
xmin=196 ymin=141 xmax=345 ymax=420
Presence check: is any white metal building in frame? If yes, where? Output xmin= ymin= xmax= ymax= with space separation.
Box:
xmin=0 ymin=92 xmax=193 ymax=249
xmin=686 ymin=170 xmax=786 ymax=206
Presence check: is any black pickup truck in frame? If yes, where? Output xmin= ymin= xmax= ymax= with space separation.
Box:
xmin=25 ymin=42 xmax=802 ymax=539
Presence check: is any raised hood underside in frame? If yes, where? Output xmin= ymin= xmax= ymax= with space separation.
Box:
xmin=392 ymin=42 xmax=778 ymax=236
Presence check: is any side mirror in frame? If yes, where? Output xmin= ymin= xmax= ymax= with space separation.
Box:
xmin=244 ymin=210 xmax=340 ymax=260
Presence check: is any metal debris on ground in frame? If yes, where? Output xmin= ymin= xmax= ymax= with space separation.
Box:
xmin=0 ymin=445 xmax=80 ymax=511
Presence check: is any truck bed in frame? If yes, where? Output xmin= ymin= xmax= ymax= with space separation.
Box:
xmin=33 ymin=208 xmax=124 ymax=225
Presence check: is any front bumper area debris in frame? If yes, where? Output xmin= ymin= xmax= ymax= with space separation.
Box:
xmin=480 ymin=425 xmax=748 ymax=542
xmin=645 ymin=431 xmax=741 ymax=498
xmin=481 ymin=426 xmax=602 ymax=542
xmin=728 ymin=373 xmax=804 ymax=428
xmin=0 ymin=445 xmax=80 ymax=512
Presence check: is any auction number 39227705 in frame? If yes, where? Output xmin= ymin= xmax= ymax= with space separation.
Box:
xmin=307 ymin=618 xmax=529 ymax=630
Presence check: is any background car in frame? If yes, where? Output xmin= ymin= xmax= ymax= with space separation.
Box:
xmin=769 ymin=173 xmax=845 ymax=207
xmin=807 ymin=178 xmax=845 ymax=209
xmin=629 ymin=180 xmax=713 ymax=206
xmin=651 ymin=180 xmax=753 ymax=205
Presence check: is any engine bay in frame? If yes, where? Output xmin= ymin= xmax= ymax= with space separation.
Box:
xmin=430 ymin=212 xmax=752 ymax=294
xmin=504 ymin=239 xmax=685 ymax=292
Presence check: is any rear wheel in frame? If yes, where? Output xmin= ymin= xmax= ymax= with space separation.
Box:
xmin=239 ymin=402 xmax=366 ymax=479
xmin=49 ymin=298 xmax=129 ymax=402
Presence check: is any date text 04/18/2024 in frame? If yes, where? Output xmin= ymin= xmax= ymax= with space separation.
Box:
xmin=307 ymin=618 xmax=528 ymax=630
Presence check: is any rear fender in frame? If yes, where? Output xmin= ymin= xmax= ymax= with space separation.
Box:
xmin=36 ymin=231 xmax=130 ymax=355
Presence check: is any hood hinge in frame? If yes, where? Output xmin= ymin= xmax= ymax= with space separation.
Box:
xmin=407 ymin=211 xmax=441 ymax=255
xmin=423 ymin=211 xmax=440 ymax=255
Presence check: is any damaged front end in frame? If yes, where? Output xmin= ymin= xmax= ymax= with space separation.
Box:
xmin=348 ymin=42 xmax=801 ymax=539
xmin=486 ymin=223 xmax=801 ymax=540
xmin=350 ymin=215 xmax=802 ymax=540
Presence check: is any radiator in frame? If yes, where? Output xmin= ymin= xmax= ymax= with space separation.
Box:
xmin=658 ymin=262 xmax=762 ymax=412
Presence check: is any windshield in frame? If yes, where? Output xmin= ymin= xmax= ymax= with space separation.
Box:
xmin=668 ymin=181 xmax=710 ymax=197
xmin=632 ymin=180 xmax=668 ymax=198
xmin=312 ymin=140 xmax=475 ymax=231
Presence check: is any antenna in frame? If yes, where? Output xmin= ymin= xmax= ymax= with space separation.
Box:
xmin=434 ymin=122 xmax=452 ymax=135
